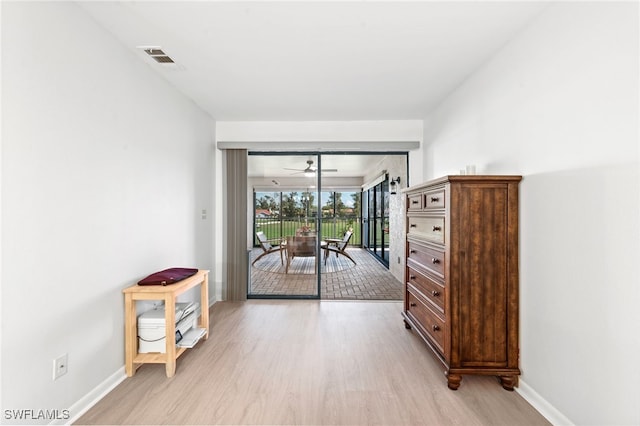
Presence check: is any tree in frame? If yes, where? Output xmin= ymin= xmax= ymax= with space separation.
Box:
xmin=255 ymin=192 xmax=278 ymax=211
xmin=281 ymin=192 xmax=300 ymax=217
xmin=351 ymin=192 xmax=361 ymax=218
xmin=335 ymin=192 xmax=347 ymax=215
xmin=325 ymin=192 xmax=347 ymax=216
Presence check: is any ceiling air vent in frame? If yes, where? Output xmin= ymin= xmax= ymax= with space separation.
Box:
xmin=152 ymin=55 xmax=175 ymax=64
xmin=139 ymin=47 xmax=175 ymax=64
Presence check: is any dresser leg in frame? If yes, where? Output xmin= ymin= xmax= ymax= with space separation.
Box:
xmin=404 ymin=319 xmax=411 ymax=329
xmin=446 ymin=373 xmax=462 ymax=390
xmin=500 ymin=375 xmax=517 ymax=391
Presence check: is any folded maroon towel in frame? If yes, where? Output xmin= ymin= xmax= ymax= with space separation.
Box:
xmin=137 ymin=267 xmax=198 ymax=286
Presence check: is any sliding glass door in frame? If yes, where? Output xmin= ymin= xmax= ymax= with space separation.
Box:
xmin=247 ymin=151 xmax=404 ymax=299
xmin=363 ymin=176 xmax=390 ymax=266
xmin=248 ymin=153 xmax=320 ymax=298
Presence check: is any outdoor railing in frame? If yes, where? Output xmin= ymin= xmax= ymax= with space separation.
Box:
xmin=255 ymin=216 xmax=361 ymax=246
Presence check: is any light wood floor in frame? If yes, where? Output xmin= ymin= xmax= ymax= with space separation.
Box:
xmin=76 ymin=301 xmax=550 ymax=425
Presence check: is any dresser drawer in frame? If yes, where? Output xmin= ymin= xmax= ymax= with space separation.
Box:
xmin=407 ymin=241 xmax=445 ymax=278
xmin=407 ymin=267 xmax=445 ymax=314
xmin=407 ymin=216 xmax=445 ymax=244
xmin=424 ymin=188 xmax=446 ymax=210
xmin=407 ymin=193 xmax=423 ymax=211
xmin=407 ymin=289 xmax=446 ymax=354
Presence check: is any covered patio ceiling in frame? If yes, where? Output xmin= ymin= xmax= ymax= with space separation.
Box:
xmin=247 ymin=153 xmax=400 ymax=180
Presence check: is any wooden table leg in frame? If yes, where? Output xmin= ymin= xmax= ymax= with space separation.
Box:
xmin=165 ymin=360 xmax=176 ymax=377
xmin=124 ymin=293 xmax=136 ymax=377
xmin=200 ymin=274 xmax=209 ymax=340
xmin=164 ymin=294 xmax=176 ymax=377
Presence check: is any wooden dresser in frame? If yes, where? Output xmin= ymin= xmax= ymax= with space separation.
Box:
xmin=402 ymin=175 xmax=521 ymax=390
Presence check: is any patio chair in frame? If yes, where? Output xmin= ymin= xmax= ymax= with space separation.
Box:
xmin=252 ymin=231 xmax=284 ymax=265
xmin=322 ymin=230 xmax=356 ymax=266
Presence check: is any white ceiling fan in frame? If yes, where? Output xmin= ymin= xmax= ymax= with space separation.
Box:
xmin=284 ymin=160 xmax=338 ymax=176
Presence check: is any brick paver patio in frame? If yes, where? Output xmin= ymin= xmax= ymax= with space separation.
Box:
xmin=249 ymin=247 xmax=403 ymax=300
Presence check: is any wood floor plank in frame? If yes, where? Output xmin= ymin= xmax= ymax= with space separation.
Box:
xmin=76 ymin=301 xmax=550 ymax=425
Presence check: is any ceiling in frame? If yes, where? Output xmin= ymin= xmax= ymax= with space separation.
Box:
xmin=78 ymin=1 xmax=547 ymax=122
xmin=78 ymin=1 xmax=546 ymax=179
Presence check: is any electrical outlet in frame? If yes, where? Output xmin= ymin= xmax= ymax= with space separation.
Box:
xmin=53 ymin=354 xmax=68 ymax=381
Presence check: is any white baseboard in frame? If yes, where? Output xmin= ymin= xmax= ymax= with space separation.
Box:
xmin=51 ymin=367 xmax=127 ymax=425
xmin=516 ymin=379 xmax=574 ymax=426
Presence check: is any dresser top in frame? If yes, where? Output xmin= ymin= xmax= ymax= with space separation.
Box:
xmin=402 ymin=175 xmax=522 ymax=193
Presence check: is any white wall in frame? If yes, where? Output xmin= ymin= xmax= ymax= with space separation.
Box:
xmin=0 ymin=0 xmax=4 ymax=417
xmin=1 ymin=3 xmax=215 ymax=423
xmin=423 ymin=3 xmax=639 ymax=425
xmin=216 ymin=120 xmax=423 ymax=143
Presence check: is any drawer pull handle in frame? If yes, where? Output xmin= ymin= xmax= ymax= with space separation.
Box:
xmin=431 ymin=258 xmax=440 ymax=264
xmin=432 ymin=325 xmax=440 ymax=332
xmin=412 ymin=200 xmax=419 ymax=204
xmin=432 ymin=226 xmax=441 ymax=231
xmin=431 ymin=290 xmax=440 ymax=297
xmin=410 ymin=303 xmax=417 ymax=307
xmin=430 ymin=197 xmax=439 ymax=202
xmin=410 ymin=250 xmax=417 ymax=254
xmin=409 ymin=275 xmax=416 ymax=280
xmin=410 ymin=224 xmax=417 ymax=228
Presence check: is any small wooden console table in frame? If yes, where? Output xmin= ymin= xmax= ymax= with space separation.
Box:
xmin=122 ymin=269 xmax=209 ymax=377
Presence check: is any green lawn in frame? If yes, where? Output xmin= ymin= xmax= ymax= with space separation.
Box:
xmin=256 ymin=218 xmax=361 ymax=245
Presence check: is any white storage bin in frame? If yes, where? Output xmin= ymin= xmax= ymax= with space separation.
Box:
xmin=137 ymin=302 xmax=199 ymax=353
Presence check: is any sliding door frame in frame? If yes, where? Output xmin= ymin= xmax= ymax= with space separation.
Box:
xmin=247 ymin=150 xmax=409 ymax=300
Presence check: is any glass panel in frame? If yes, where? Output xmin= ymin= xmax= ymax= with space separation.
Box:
xmin=248 ymin=153 xmax=319 ymax=298
xmin=361 ymin=178 xmax=390 ymax=266
xmin=376 ymin=183 xmax=383 ymax=257
xmin=320 ymin=191 xmax=359 ymax=240
xmin=369 ymin=189 xmax=375 ymax=253
xmin=362 ymin=189 xmax=369 ymax=250
xmin=319 ymin=154 xmax=365 ymax=300
xmin=382 ymin=180 xmax=390 ymax=263
xmin=254 ymin=191 xmax=282 ymax=242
